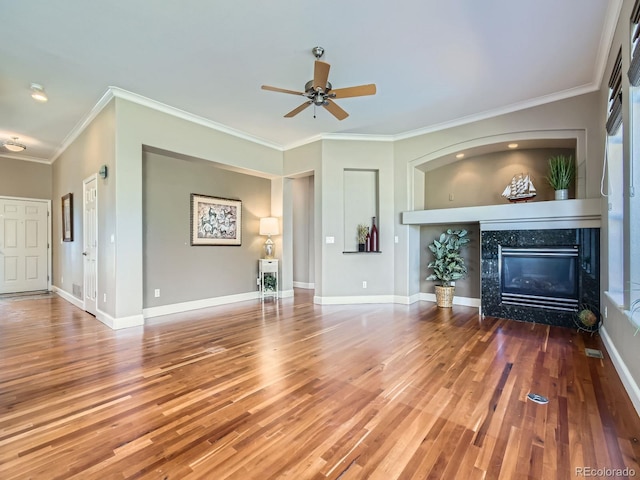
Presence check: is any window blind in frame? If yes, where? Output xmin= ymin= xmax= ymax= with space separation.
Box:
xmin=607 ymin=48 xmax=623 ymax=136
xmin=629 ymin=0 xmax=640 ymax=86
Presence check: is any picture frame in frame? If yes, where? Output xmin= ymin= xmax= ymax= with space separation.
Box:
xmin=62 ymin=193 xmax=73 ymax=242
xmin=190 ymin=194 xmax=242 ymax=246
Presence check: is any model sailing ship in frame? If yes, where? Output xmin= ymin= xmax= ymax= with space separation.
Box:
xmin=501 ymin=173 xmax=537 ymax=202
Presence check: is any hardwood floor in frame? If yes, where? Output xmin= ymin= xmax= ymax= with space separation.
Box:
xmin=1 ymin=290 xmax=639 ymax=479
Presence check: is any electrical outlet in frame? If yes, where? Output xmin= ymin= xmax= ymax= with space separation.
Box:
xmin=103 ymin=293 xmax=107 ymax=302
xmin=604 ymin=306 xmax=608 ymax=318
xmin=154 ymin=289 xmax=160 ymax=298
xmin=362 ymin=281 xmax=367 ymax=288
xmin=61 ymin=276 xmax=63 ymax=284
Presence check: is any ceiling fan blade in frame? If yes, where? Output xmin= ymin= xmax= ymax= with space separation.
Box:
xmin=313 ymin=61 xmax=331 ymax=90
xmin=284 ymin=101 xmax=312 ymax=118
xmin=262 ymin=85 xmax=305 ymax=96
xmin=324 ymin=99 xmax=349 ymax=120
xmin=330 ymin=84 xmax=377 ymax=98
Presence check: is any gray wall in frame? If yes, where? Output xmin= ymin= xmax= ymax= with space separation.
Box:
xmin=143 ymin=150 xmax=270 ymax=307
xmin=420 ymin=224 xmax=480 ymax=298
xmin=321 ymin=140 xmax=394 ymax=297
xmin=52 ymin=100 xmax=116 ymax=306
xmin=0 ymin=157 xmax=52 ymax=199
xmin=292 ymin=175 xmax=314 ymax=286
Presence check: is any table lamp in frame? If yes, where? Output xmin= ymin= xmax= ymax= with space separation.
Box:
xmin=259 ymin=217 xmax=279 ymax=259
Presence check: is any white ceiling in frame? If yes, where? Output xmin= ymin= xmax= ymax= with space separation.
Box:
xmin=0 ymin=1 xmax=622 ymax=163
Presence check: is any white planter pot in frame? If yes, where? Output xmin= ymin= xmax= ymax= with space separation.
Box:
xmin=555 ymin=189 xmax=569 ymax=200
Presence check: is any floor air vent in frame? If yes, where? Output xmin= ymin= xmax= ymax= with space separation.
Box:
xmin=585 ymin=348 xmax=604 ymax=359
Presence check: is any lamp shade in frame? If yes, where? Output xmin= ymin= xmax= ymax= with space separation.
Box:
xmin=259 ymin=217 xmax=279 ymax=236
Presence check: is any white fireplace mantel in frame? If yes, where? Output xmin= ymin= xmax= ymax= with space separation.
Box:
xmin=402 ymin=198 xmax=602 ymax=230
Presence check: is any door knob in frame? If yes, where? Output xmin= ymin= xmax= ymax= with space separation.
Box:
xmin=82 ymin=252 xmax=88 ymax=256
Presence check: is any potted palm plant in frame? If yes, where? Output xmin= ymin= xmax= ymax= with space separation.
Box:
xmin=426 ymin=229 xmax=470 ymax=307
xmin=545 ymin=154 xmax=574 ymax=200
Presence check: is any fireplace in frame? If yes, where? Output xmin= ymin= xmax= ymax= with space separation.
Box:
xmin=481 ymin=228 xmax=599 ymax=328
xmin=499 ymin=246 xmax=579 ymax=312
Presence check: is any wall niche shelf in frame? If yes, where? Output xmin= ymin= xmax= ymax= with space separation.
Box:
xmin=343 ymin=251 xmax=382 ymax=254
xmin=402 ymin=198 xmax=601 ymax=229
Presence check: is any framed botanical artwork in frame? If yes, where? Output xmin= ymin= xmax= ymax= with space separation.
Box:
xmin=62 ymin=193 xmax=73 ymax=242
xmin=190 ymin=194 xmax=242 ymax=246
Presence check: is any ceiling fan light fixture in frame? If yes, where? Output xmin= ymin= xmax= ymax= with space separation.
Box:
xmin=3 ymin=136 xmax=27 ymax=152
xmin=30 ymin=83 xmax=48 ymax=102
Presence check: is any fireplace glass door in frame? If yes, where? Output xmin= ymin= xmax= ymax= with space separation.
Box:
xmin=499 ymin=246 xmax=579 ymax=311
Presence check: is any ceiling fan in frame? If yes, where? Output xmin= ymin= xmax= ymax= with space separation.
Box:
xmin=261 ymin=46 xmax=376 ymax=120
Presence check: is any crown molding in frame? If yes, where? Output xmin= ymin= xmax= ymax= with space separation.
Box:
xmin=109 ymin=87 xmax=284 ymax=151
xmin=51 ymin=88 xmax=116 ymax=164
xmin=0 ymin=153 xmax=51 ymax=164
xmin=393 ymin=82 xmax=599 ymax=142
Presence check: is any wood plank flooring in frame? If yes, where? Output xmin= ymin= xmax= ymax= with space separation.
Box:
xmin=1 ymin=290 xmax=639 ymax=479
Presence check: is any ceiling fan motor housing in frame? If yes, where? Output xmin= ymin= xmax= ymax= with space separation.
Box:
xmin=304 ymin=80 xmax=332 ymax=105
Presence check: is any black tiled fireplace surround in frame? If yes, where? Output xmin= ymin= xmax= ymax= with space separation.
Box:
xmin=481 ymin=228 xmax=600 ymax=328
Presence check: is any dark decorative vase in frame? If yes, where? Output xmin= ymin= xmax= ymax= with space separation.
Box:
xmin=358 ymin=243 xmax=365 ymax=252
xmin=370 ymin=217 xmax=378 ymax=252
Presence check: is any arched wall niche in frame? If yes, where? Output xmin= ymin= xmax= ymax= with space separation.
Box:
xmin=407 ymin=129 xmax=586 ymax=211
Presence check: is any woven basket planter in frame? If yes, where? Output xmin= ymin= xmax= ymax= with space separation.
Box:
xmin=435 ymin=286 xmax=455 ymax=308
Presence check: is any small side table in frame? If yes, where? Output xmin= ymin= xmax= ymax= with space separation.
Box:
xmin=259 ymin=259 xmax=278 ymax=301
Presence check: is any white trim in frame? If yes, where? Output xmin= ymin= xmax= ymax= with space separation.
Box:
xmin=95 ymin=308 xmax=144 ymax=330
xmin=51 ymin=89 xmax=115 ymax=163
xmin=110 ymin=87 xmax=284 ymax=151
xmin=0 ymin=153 xmax=50 ymax=164
xmin=395 ymin=87 xmax=598 ymax=143
xmin=52 ymin=285 xmax=84 ymax=309
xmin=313 ymin=294 xmax=433 ymax=305
xmin=280 ymin=289 xmax=295 ymax=298
xmin=143 ymin=291 xmax=261 ymax=318
xmin=600 ymin=325 xmax=640 ymax=417
xmin=420 ymin=293 xmax=482 ymax=308
xmin=292 ymin=281 xmax=315 ymax=289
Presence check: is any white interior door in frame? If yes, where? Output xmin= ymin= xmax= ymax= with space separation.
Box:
xmin=0 ymin=198 xmax=49 ymax=294
xmin=83 ymin=176 xmax=98 ymax=315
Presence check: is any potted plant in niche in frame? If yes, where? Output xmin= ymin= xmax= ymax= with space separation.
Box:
xmin=357 ymin=224 xmax=369 ymax=252
xmin=545 ymin=154 xmax=575 ymax=200
xmin=426 ymin=229 xmax=470 ymax=308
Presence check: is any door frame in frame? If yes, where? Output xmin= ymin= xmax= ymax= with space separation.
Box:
xmin=0 ymin=195 xmax=52 ymax=292
xmin=82 ymin=174 xmax=98 ymax=314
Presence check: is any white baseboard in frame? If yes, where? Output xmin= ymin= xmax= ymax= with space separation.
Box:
xmin=280 ymin=289 xmax=295 ymax=298
xmin=96 ymin=309 xmax=144 ymax=330
xmin=420 ymin=292 xmax=481 ymax=308
xmin=53 ymin=286 xmax=144 ymax=330
xmin=600 ymin=325 xmax=640 ymax=417
xmin=314 ymin=294 xmax=411 ymax=305
xmin=143 ymin=291 xmax=261 ymax=318
xmin=52 ymin=285 xmax=84 ymax=309
xmin=293 ymin=281 xmax=315 ymax=289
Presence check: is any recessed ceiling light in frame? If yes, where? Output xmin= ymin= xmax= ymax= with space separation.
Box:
xmin=456 ymin=153 xmax=465 ymax=159
xmin=508 ymin=143 xmax=518 ymax=149
xmin=30 ymin=83 xmax=48 ymax=102
xmin=3 ymin=136 xmax=27 ymax=152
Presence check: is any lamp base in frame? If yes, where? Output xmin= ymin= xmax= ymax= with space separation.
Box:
xmin=263 ymin=236 xmax=275 ymax=259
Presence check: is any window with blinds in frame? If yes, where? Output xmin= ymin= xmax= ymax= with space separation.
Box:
xmin=606 ymin=48 xmax=623 ymax=136
xmin=629 ymin=0 xmax=640 ymax=86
